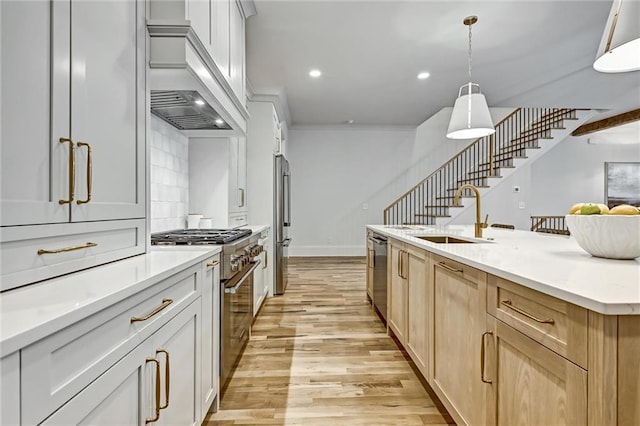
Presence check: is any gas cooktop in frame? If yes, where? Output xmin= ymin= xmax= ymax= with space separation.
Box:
xmin=150 ymin=228 xmax=252 ymax=245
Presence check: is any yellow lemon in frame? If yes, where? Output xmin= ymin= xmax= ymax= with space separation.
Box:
xmin=568 ymin=203 xmax=583 ymax=214
xmin=609 ymin=204 xmax=640 ymax=215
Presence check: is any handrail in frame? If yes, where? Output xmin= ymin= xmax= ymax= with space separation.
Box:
xmin=384 ymin=108 xmax=583 ymax=225
xmin=383 ymin=109 xmax=522 ymax=211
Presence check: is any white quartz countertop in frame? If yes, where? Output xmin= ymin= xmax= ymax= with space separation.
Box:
xmin=0 ymin=248 xmax=220 ymax=357
xmin=368 ymin=225 xmax=640 ymax=315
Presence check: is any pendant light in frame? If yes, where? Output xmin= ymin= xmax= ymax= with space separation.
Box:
xmin=446 ymin=16 xmax=495 ymax=140
xmin=593 ymin=0 xmax=640 ymax=73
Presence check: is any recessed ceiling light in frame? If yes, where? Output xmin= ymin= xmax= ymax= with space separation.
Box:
xmin=309 ymin=69 xmax=322 ymax=78
xmin=195 ymin=99 xmax=205 ymax=105
xmin=417 ymin=72 xmax=430 ymax=80
xmin=215 ymin=118 xmax=224 ymax=125
xmin=347 ymin=120 xmax=354 ymax=124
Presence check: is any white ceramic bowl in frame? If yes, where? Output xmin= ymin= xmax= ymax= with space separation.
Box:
xmin=566 ymin=214 xmax=640 ymax=260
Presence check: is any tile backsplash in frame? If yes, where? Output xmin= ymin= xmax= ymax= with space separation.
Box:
xmin=150 ymin=116 xmax=189 ymax=233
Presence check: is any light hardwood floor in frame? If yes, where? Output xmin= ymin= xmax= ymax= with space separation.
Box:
xmin=205 ymin=257 xmax=454 ymax=425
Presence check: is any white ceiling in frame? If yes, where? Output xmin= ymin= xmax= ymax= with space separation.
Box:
xmin=246 ymin=0 xmax=640 ymax=127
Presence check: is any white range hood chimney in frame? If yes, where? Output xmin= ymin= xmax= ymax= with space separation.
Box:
xmin=147 ymin=1 xmax=255 ymax=135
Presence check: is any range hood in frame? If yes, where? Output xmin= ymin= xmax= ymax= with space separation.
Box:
xmin=147 ymin=21 xmax=250 ymax=135
xmin=150 ymin=90 xmax=231 ymax=130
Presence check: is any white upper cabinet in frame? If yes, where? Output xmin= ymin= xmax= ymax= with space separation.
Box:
xmin=69 ymin=0 xmax=145 ymax=222
xmin=229 ymin=0 xmax=246 ymax=104
xmin=1 ymin=0 xmax=69 ymax=226
xmin=0 ymin=0 xmax=146 ymax=291
xmin=1 ymin=0 xmax=145 ymax=226
xmin=212 ymin=0 xmax=231 ymax=79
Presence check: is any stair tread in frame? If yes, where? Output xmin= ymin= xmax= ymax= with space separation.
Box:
xmin=424 ymin=204 xmax=463 ymax=208
xmin=414 ymin=214 xmax=451 ymax=218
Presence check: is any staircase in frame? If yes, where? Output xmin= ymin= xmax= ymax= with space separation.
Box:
xmin=384 ymin=108 xmax=592 ymax=226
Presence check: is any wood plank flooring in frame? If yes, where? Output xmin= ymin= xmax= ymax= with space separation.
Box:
xmin=205 ymin=257 xmax=454 ymax=425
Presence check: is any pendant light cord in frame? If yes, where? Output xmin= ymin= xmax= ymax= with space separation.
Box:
xmin=468 ymin=21 xmax=473 ymax=83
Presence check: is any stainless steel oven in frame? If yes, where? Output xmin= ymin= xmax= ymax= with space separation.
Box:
xmin=221 ymin=259 xmax=260 ymax=395
xmin=150 ymin=228 xmax=264 ymax=398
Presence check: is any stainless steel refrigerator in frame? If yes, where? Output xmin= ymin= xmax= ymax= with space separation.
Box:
xmin=274 ymin=154 xmax=291 ymax=295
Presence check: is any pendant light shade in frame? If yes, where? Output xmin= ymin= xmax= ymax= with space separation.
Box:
xmin=447 ymin=16 xmax=495 ymax=140
xmin=593 ymin=0 xmax=640 ymax=73
xmin=446 ymin=83 xmax=495 ymax=139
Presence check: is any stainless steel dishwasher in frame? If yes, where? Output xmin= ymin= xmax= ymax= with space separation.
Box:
xmin=369 ymin=233 xmax=388 ymax=323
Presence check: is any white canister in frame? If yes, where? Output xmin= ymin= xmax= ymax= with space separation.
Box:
xmin=199 ymin=217 xmax=213 ymax=229
xmin=187 ymin=214 xmax=203 ymax=229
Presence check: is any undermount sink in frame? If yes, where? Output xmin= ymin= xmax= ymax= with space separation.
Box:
xmin=415 ymin=235 xmax=483 ymax=244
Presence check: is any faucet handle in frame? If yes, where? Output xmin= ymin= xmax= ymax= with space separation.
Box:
xmin=482 ymin=214 xmax=489 ymax=229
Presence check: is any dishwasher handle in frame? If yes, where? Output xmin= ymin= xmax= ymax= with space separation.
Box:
xmin=369 ymin=236 xmax=387 ymax=245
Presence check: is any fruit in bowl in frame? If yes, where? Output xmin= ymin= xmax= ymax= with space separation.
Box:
xmin=565 ymin=211 xmax=640 ymax=259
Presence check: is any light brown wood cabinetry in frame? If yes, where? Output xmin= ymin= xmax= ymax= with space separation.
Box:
xmin=484 ymin=315 xmax=587 ymax=426
xmin=371 ymin=230 xmax=640 ymax=426
xmin=430 ymin=254 xmax=488 ymax=426
xmin=405 ymin=246 xmax=430 ymax=378
xmin=388 ymin=239 xmax=407 ymax=343
xmin=488 ymin=275 xmax=587 ymax=368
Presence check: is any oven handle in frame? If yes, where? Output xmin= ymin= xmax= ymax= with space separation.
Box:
xmin=224 ymin=259 xmax=261 ymax=294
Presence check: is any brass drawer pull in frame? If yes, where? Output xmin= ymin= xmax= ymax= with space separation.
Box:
xmin=501 ymin=299 xmax=555 ymax=325
xmin=263 ymin=250 xmax=268 ymax=269
xmin=156 ymin=349 xmax=170 ymax=410
xmin=481 ymin=331 xmax=493 ymax=384
xmin=130 ymin=299 xmax=173 ymax=323
xmin=206 ymin=260 xmax=220 ymax=268
xmin=437 ymin=261 xmax=463 ymax=273
xmin=145 ymin=358 xmax=161 ymax=423
xmin=58 ymin=137 xmax=75 ymax=204
xmin=76 ymin=142 xmax=92 ymax=204
xmin=37 ymin=242 xmax=97 ymax=255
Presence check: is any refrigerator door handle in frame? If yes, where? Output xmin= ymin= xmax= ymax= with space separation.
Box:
xmin=281 ymin=238 xmax=292 ymax=247
xmin=284 ymin=172 xmax=291 ymax=227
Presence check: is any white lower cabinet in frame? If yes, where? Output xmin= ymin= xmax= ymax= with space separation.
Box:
xmin=201 ymin=255 xmax=221 ymax=418
xmin=41 ymin=301 xmax=201 ymax=425
xmin=0 ymin=353 xmax=19 ymax=426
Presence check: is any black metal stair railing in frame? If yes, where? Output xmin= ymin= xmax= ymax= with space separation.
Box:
xmin=383 ymin=108 xmax=580 ymax=226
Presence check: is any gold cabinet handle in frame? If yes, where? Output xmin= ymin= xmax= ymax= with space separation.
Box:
xmin=37 ymin=242 xmax=97 ymax=255
xmin=130 ymin=299 xmax=173 ymax=323
xmin=206 ymin=260 xmax=220 ymax=268
xmin=145 ymin=358 xmax=161 ymax=424
xmin=76 ymin=142 xmax=92 ymax=204
xmin=156 ymin=349 xmax=170 ymax=410
xmin=397 ymin=250 xmax=402 ymax=278
xmin=58 ymin=137 xmax=75 ymax=204
xmin=436 ymin=261 xmax=463 ymax=274
xmin=481 ymin=331 xmax=493 ymax=384
xmin=263 ymin=250 xmax=268 ymax=269
xmin=500 ymin=299 xmax=555 ymax=325
xmin=239 ymin=188 xmax=245 ymax=207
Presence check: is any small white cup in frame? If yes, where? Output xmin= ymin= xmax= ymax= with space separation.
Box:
xmin=199 ymin=218 xmax=213 ymax=229
xmin=187 ymin=214 xmax=203 ymax=229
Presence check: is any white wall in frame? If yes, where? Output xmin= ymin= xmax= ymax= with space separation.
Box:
xmin=286 ymin=107 xmax=515 ymax=256
xmin=287 ymin=107 xmax=639 ymax=255
xmin=149 ymin=116 xmax=190 ymax=233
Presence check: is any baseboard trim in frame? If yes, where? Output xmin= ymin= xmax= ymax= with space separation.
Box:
xmin=288 ymin=245 xmax=364 ymax=257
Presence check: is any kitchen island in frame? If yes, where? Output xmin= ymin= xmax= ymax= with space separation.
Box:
xmin=366 ymin=224 xmax=640 ymax=426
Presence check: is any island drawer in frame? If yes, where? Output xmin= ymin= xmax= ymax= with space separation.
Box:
xmin=487 ymin=275 xmax=587 ymax=368
xmin=20 ymin=263 xmax=201 ymax=426
xmin=432 ymin=254 xmax=486 ymax=288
